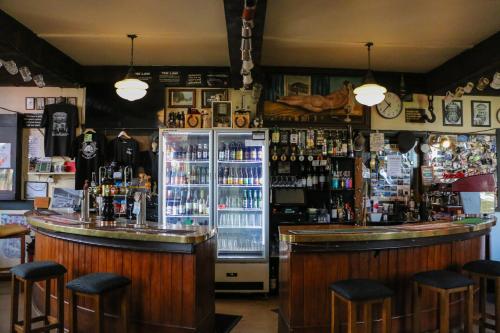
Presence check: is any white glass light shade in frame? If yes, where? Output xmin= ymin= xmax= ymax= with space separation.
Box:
xmin=353 ymin=83 xmax=387 ymax=106
xmin=114 ymin=78 xmax=148 ymax=101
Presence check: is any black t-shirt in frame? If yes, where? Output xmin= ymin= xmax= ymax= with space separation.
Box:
xmin=109 ymin=137 xmax=139 ymax=168
xmin=40 ymin=103 xmax=79 ymax=157
xmin=140 ymin=150 xmax=159 ymax=184
xmin=73 ymin=132 xmax=107 ymax=190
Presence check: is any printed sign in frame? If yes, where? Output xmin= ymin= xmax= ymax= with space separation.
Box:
xmin=421 ymin=166 xmax=434 ymax=186
xmin=159 ymin=71 xmax=181 ymax=85
xmin=370 ymin=132 xmax=384 ymax=152
xmin=405 ymin=108 xmax=425 ymax=123
xmin=23 ymin=113 xmax=43 ymax=128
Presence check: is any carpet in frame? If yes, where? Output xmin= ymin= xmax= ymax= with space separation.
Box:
xmin=215 ymin=313 xmax=242 ymax=333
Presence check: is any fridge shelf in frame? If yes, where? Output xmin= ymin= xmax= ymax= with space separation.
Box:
xmin=218 ymin=160 xmax=262 ymax=164
xmin=217 ymin=208 xmax=262 ymax=212
xmin=166 ymin=184 xmax=209 ymax=187
xmin=165 ymin=160 xmax=210 ymax=164
xmin=217 ymin=184 xmax=262 ymax=188
xmin=217 ymin=226 xmax=262 ymax=229
xmin=166 ymin=215 xmax=209 ymax=218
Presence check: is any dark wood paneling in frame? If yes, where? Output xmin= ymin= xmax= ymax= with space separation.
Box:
xmin=33 ymin=231 xmax=215 ymax=333
xmin=279 ymin=236 xmax=485 ymax=333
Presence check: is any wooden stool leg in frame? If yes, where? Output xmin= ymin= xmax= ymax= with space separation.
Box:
xmin=382 ymin=298 xmax=392 ymax=333
xmin=44 ymin=279 xmax=51 ymax=330
xmin=495 ymin=278 xmax=500 ymax=333
xmin=57 ymin=276 xmax=64 ymax=333
xmin=364 ymin=303 xmax=372 ymax=333
xmin=95 ymin=294 xmax=104 ymax=333
xmin=10 ymin=276 xmax=19 ymax=333
xmin=68 ymin=291 xmax=78 ymax=333
xmin=20 ymin=235 xmax=25 ymax=265
xmin=331 ymin=292 xmax=340 ymax=333
xmin=439 ymin=291 xmax=449 ymax=333
xmin=347 ymin=301 xmax=357 ymax=333
xmin=479 ymin=277 xmax=486 ymax=333
xmin=465 ymin=285 xmax=474 ymax=333
xmin=412 ymin=282 xmax=420 ymax=333
xmin=121 ymin=287 xmax=129 ymax=333
xmin=24 ymin=279 xmax=33 ymax=333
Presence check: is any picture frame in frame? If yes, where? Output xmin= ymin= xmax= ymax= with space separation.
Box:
xmin=442 ymin=100 xmax=463 ymax=127
xmin=284 ymin=75 xmax=311 ymax=96
xmin=25 ymin=97 xmax=35 ymax=110
xmin=45 ymin=97 xmax=56 ymax=105
xmin=212 ymin=101 xmax=232 ymax=128
xmin=201 ymin=89 xmax=228 ymax=108
xmin=35 ymin=97 xmax=45 ymax=110
xmin=471 ymin=100 xmax=491 ymax=127
xmin=168 ymin=89 xmax=196 ymax=108
xmin=24 ymin=181 xmax=48 ymax=199
xmin=51 ymin=187 xmax=82 ymax=211
xmin=66 ymin=97 xmax=77 ymax=106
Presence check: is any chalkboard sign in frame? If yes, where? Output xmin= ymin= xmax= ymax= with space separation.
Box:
xmin=405 ymin=108 xmax=425 ymax=123
xmin=23 ymin=113 xmax=43 ymax=128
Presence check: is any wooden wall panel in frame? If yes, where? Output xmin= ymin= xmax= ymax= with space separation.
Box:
xmin=33 ymin=231 xmax=215 ymax=333
xmin=279 ymin=236 xmax=485 ymax=333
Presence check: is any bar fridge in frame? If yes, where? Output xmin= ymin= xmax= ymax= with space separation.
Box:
xmin=159 ymin=129 xmax=213 ymax=228
xmin=214 ymin=129 xmax=269 ymax=293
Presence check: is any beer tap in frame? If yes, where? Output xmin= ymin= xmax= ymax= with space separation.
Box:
xmin=80 ymin=180 xmax=90 ymax=222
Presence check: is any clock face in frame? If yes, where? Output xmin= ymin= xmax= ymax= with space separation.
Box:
xmin=376 ymin=92 xmax=403 ymax=119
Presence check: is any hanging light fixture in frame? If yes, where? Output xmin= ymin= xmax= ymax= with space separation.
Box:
xmin=114 ymin=34 xmax=148 ymax=101
xmin=353 ymin=42 xmax=387 ymax=106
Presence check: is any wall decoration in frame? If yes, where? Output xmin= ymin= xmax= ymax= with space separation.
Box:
xmin=284 ymin=75 xmax=311 ymax=96
xmin=66 ymin=97 xmax=77 ymax=106
xmin=405 ymin=108 xmax=426 ymax=123
xmin=0 ymin=143 xmax=11 ymax=168
xmin=51 ymin=187 xmax=82 ymax=210
xmin=25 ymin=97 xmax=34 ymax=110
xmin=168 ymin=89 xmax=196 ymax=108
xmin=45 ymin=97 xmax=56 ymax=105
xmin=35 ymin=97 xmax=45 ymax=110
xmin=471 ymin=100 xmax=491 ymax=127
xmin=442 ymin=100 xmax=463 ymax=127
xmin=25 ymin=181 xmax=48 ymax=199
xmin=201 ymin=89 xmax=228 ymax=108
xmin=212 ymin=101 xmax=232 ymax=128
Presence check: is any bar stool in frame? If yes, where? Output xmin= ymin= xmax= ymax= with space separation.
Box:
xmin=10 ymin=261 xmax=67 ymax=333
xmin=412 ymin=270 xmax=474 ymax=333
xmin=463 ymin=259 xmax=500 ymax=333
xmin=330 ymin=279 xmax=393 ymax=333
xmin=66 ymin=272 xmax=131 ymax=333
xmin=0 ymin=224 xmax=29 ymax=276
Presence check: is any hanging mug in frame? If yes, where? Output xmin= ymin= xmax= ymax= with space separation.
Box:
xmin=454 ymin=86 xmax=465 ymax=98
xmin=464 ymin=81 xmax=474 ymax=93
xmin=444 ymin=91 xmax=454 ymax=104
xmin=476 ymin=77 xmax=490 ymax=91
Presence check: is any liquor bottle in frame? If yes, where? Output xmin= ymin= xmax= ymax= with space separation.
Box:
xmin=252 ymin=190 xmax=258 ymax=209
xmin=230 ymin=142 xmax=236 ymax=160
xmin=312 ymin=166 xmax=318 ymax=189
xmin=198 ymin=190 xmax=206 ymax=215
xmin=166 ymin=190 xmax=173 ymax=215
xmin=347 ymin=126 xmax=354 ymax=158
xmin=319 ymin=167 xmax=326 ymax=190
xmin=203 ymin=143 xmax=209 ymax=160
xmin=223 ymin=167 xmax=228 ymax=184
xmin=330 ymin=195 xmax=338 ymax=221
xmin=256 ymin=189 xmax=261 ymax=208
xmin=238 ymin=168 xmax=244 ymax=185
xmin=248 ymin=167 xmax=254 ymax=186
xmin=248 ymin=190 xmax=254 ymax=209
xmin=187 ymin=145 xmax=193 ymax=161
xmin=197 ymin=143 xmax=203 ymax=160
xmin=299 ymin=164 xmax=306 ymax=188
xmin=236 ymin=143 xmax=243 ymax=160
xmin=219 ymin=143 xmax=226 ymax=161
xmin=257 ymin=167 xmax=262 ymax=185
xmin=172 ymin=189 xmax=179 ymax=216
xmin=306 ymin=167 xmax=313 ymax=189
xmin=341 ymin=131 xmax=348 ymax=156
xmin=186 ymin=190 xmax=192 ymax=215
xmin=179 ymin=190 xmax=186 ymax=215
xmin=243 ymin=190 xmax=248 ymax=208
xmin=257 ymin=146 xmax=263 ymax=161
xmin=243 ymin=167 xmax=249 ymax=185
xmin=228 ymin=167 xmax=234 ymax=185
xmin=337 ymin=197 xmax=344 ymax=222
xmin=224 ymin=142 xmax=231 ymax=160
xmin=201 ymin=167 xmax=207 ymax=185
xmin=327 ymin=131 xmax=334 ymax=156
xmin=271 ymin=127 xmax=280 ymax=144
xmin=251 ymin=147 xmax=257 ymax=161
xmin=193 ymin=190 xmax=199 ymax=214
xmin=244 ymin=146 xmax=251 ymax=160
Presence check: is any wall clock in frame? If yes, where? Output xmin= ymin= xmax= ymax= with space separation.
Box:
xmin=496 ymin=107 xmax=500 ymax=123
xmin=375 ymin=92 xmax=403 ymax=119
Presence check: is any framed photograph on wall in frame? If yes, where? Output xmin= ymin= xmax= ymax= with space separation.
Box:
xmin=66 ymin=97 xmax=77 ymax=106
xmin=201 ymin=89 xmax=228 ymax=108
xmin=442 ymin=100 xmax=463 ymax=126
xmin=25 ymin=97 xmax=35 ymax=110
xmin=35 ymin=97 xmax=45 ymax=110
xmin=168 ymin=89 xmax=196 ymax=108
xmin=45 ymin=97 xmax=56 ymax=105
xmin=471 ymin=100 xmax=491 ymax=127
xmin=212 ymin=101 xmax=232 ymax=128
xmin=24 ymin=181 xmax=48 ymax=199
xmin=284 ymin=75 xmax=311 ymax=96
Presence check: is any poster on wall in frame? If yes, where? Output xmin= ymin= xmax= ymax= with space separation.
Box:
xmin=51 ymin=188 xmax=82 ymax=210
xmin=0 ymin=143 xmax=11 ymax=168
xmin=284 ymin=75 xmax=311 ymax=96
xmin=471 ymin=100 xmax=491 ymax=127
xmin=442 ymin=100 xmax=463 ymax=126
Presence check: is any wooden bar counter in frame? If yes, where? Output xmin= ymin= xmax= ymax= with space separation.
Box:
xmin=26 ymin=212 xmax=216 ymax=333
xmin=278 ymin=219 xmax=495 ymax=333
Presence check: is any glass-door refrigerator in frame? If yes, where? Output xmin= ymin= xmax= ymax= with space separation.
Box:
xmin=214 ymin=129 xmax=269 ymax=293
xmin=159 ymin=129 xmax=213 ymax=228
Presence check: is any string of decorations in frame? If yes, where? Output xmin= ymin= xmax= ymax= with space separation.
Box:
xmin=241 ymin=0 xmax=256 ymax=89
xmin=0 ymin=58 xmax=45 ymax=87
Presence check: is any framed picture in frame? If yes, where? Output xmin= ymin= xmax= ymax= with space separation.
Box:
xmin=35 ymin=97 xmax=45 ymax=110
xmin=212 ymin=101 xmax=232 ymax=128
xmin=25 ymin=97 xmax=35 ymax=110
xmin=45 ymin=97 xmax=56 ymax=105
xmin=471 ymin=100 xmax=491 ymax=127
xmin=442 ymin=100 xmax=463 ymax=126
xmin=284 ymin=75 xmax=311 ymax=96
xmin=168 ymin=89 xmax=196 ymax=108
xmin=201 ymin=89 xmax=228 ymax=108
xmin=66 ymin=97 xmax=77 ymax=106
xmin=51 ymin=187 xmax=82 ymax=211
xmin=25 ymin=181 xmax=48 ymax=199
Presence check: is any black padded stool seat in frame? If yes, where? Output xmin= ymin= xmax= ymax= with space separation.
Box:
xmin=413 ymin=269 xmax=473 ymax=289
xmin=464 ymin=259 xmax=500 ymax=276
xmin=330 ymin=278 xmax=394 ymax=301
xmin=330 ymin=279 xmax=393 ymax=333
xmin=66 ymin=272 xmax=131 ymax=294
xmin=10 ymin=260 xmax=67 ymax=279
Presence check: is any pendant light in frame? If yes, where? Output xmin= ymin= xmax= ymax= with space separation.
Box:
xmin=353 ymin=42 xmax=387 ymax=106
xmin=115 ymin=34 xmax=148 ymax=101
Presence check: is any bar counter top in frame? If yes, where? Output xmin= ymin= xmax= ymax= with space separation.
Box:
xmin=279 ymin=218 xmax=495 ymax=244
xmin=26 ymin=211 xmax=215 ymax=246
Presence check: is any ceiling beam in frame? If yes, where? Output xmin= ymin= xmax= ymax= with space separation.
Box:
xmin=426 ymin=32 xmax=500 ymax=95
xmin=224 ymin=0 xmax=267 ymax=88
xmin=0 ymin=10 xmax=82 ymax=87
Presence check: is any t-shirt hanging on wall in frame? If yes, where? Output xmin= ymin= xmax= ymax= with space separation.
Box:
xmin=109 ymin=137 xmax=139 ymax=168
xmin=40 ymin=103 xmax=79 ymax=157
xmin=73 ymin=132 xmax=107 ymax=190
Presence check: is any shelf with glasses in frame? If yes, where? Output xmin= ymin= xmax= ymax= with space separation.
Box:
xmin=218 ymin=160 xmax=262 ymax=164
xmin=217 ymin=208 xmax=262 ymax=212
xmin=166 ymin=184 xmax=209 ymax=188
xmin=218 ymin=184 xmax=262 ymax=188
